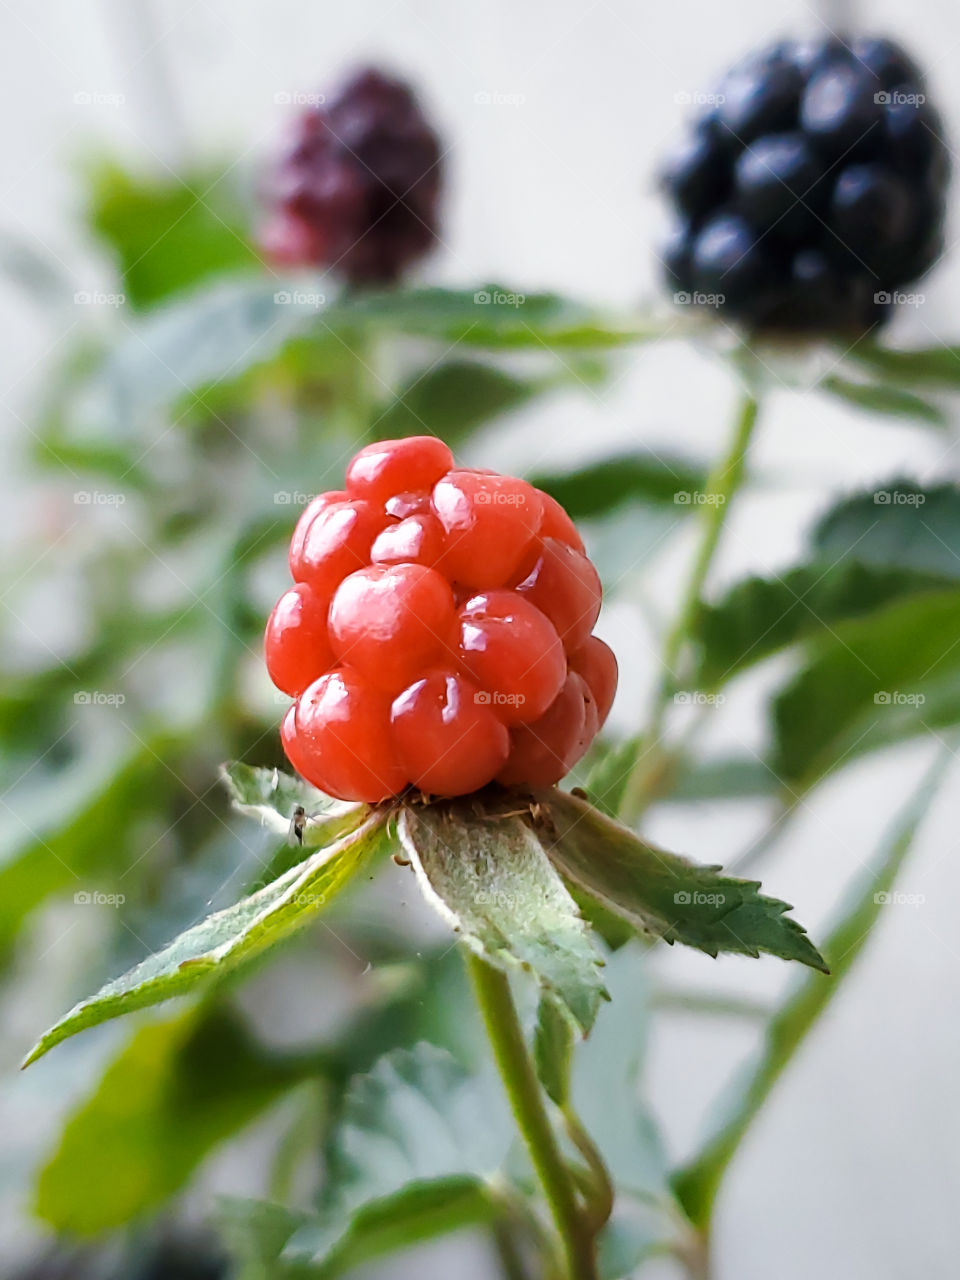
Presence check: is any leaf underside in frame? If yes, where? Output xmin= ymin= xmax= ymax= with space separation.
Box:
xmin=398 ymin=801 xmax=608 ymax=1035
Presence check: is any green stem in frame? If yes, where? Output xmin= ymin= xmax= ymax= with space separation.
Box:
xmin=467 ymin=954 xmax=599 ymax=1280
xmin=619 ymin=390 xmax=760 ymax=824
xmin=561 ymin=1107 xmax=614 ymax=1232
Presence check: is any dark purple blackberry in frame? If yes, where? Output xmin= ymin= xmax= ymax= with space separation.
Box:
xmin=263 ymin=67 xmax=444 ymax=285
xmin=660 ymin=34 xmax=949 ymax=332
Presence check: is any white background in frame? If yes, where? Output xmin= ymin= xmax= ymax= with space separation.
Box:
xmin=2 ymin=2 xmax=960 ymax=1277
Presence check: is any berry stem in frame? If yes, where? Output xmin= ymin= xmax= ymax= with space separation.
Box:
xmin=619 ymin=388 xmax=760 ymax=824
xmin=466 ymin=953 xmax=600 ymax=1280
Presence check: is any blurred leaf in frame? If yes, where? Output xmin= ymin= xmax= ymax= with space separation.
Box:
xmin=283 ymin=1044 xmax=511 ymax=1272
xmin=846 ymin=341 xmax=960 ymax=389
xmin=540 ymin=789 xmax=826 ymax=972
xmin=333 ymin=284 xmax=654 ymax=349
xmin=398 ymin=802 xmax=607 ymax=1034
xmin=80 ymin=278 xmax=328 ymax=434
xmin=584 ymin=737 xmax=643 ymax=818
xmin=667 ymin=754 xmax=780 ymax=803
xmin=218 ymin=1199 xmax=315 ymax=1280
xmin=35 ymin=1005 xmax=314 ymax=1234
xmin=222 ymin=762 xmax=367 ymax=849
xmin=813 ymin=481 xmax=960 ymax=579
xmin=773 ymin=587 xmax=960 ymax=786
xmin=674 ymin=749 xmax=949 ymax=1227
xmin=598 ymin=1202 xmax=674 ymax=1278
xmin=695 ymin=561 xmax=947 ymax=688
xmin=88 ymin=163 xmax=260 ymax=308
xmin=819 ymin=374 xmax=946 ymax=425
xmin=571 ymin=947 xmax=668 ymax=1199
xmin=23 ymin=812 xmax=389 ymax=1066
xmin=75 ymin=281 xmax=656 ymax=438
xmin=533 ymin=996 xmax=574 ymax=1106
xmin=373 ymin=360 xmax=538 ymax=444
xmin=0 ymin=740 xmax=171 ymax=952
xmin=530 ymin=451 xmax=707 ymax=520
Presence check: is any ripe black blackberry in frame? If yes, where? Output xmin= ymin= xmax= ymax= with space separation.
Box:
xmin=660 ymin=35 xmax=949 ymax=332
xmin=263 ymin=67 xmax=443 ymax=285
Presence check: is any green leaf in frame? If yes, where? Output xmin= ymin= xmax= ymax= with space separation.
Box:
xmin=34 ymin=1004 xmax=315 ymax=1233
xmin=23 ymin=812 xmax=388 ymax=1066
xmin=695 ymin=560 xmax=947 ymax=688
xmin=846 ymin=341 xmax=960 ymax=390
xmin=398 ymin=801 xmax=607 ymax=1034
xmin=372 ymin=360 xmax=538 ymax=444
xmin=218 ymin=1199 xmax=314 ymax=1280
xmin=673 ymin=749 xmax=949 ymax=1227
xmin=88 ymin=162 xmax=260 ymax=308
xmin=813 ymin=481 xmax=960 ymax=579
xmin=221 ymin=762 xmax=368 ymax=850
xmin=773 ymin=587 xmax=960 ymax=786
xmin=283 ymin=1044 xmax=511 ymax=1271
xmin=819 ymin=374 xmax=946 ymax=425
xmin=539 ymin=790 xmax=826 ymax=972
xmin=529 ymin=451 xmax=707 ymax=521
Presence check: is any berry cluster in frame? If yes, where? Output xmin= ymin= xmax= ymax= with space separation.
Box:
xmin=262 ymin=67 xmax=443 ymax=285
xmin=265 ymin=437 xmax=617 ymax=802
xmin=661 ymin=35 xmax=949 ymax=331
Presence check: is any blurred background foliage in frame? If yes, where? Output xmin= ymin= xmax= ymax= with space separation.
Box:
xmin=3 ymin=56 xmax=960 ymax=1280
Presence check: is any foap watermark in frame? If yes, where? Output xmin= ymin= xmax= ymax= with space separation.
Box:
xmin=274 ymin=90 xmax=326 ymax=107
xmin=74 ymin=290 xmax=125 ymax=307
xmin=74 ymin=90 xmax=125 ymax=108
xmin=74 ymin=890 xmax=126 ymax=906
xmin=874 ymin=90 xmax=926 ymax=106
xmin=874 ymin=290 xmax=925 ymax=308
xmin=474 ymin=489 xmax=530 ymax=507
xmin=674 ymin=490 xmax=725 ymax=507
xmin=674 ymin=890 xmax=726 ymax=906
xmin=74 ymin=691 xmax=126 ymax=707
xmin=674 ymin=90 xmax=726 ymax=106
xmin=874 ymin=890 xmax=925 ymax=906
xmin=874 ymin=690 xmax=926 ymax=706
xmin=291 ymin=891 xmax=327 ymax=907
xmin=474 ymin=289 xmax=525 ymax=308
xmin=475 ymin=690 xmax=526 ymax=709
xmin=474 ymin=90 xmax=526 ymax=107
xmin=274 ymin=289 xmax=326 ymax=308
xmin=74 ymin=490 xmax=126 ymax=507
xmin=874 ymin=489 xmax=925 ymax=506
xmin=274 ymin=490 xmax=318 ymax=506
xmin=674 ymin=290 xmax=725 ymax=308
xmin=674 ymin=690 xmax=725 ymax=707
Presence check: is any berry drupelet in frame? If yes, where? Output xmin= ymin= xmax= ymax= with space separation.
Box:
xmin=266 ymin=437 xmax=618 ymax=802
xmin=661 ymin=35 xmax=949 ymax=331
xmin=262 ymin=67 xmax=443 ymax=285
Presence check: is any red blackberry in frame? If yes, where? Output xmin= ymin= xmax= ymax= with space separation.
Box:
xmin=265 ymin=437 xmax=617 ymax=802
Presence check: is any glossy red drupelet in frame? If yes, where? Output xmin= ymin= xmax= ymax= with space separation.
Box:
xmin=262 ymin=67 xmax=443 ymax=285
xmin=265 ymin=436 xmax=618 ymax=802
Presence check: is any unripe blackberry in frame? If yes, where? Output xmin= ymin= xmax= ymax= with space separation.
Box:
xmin=660 ymin=34 xmax=949 ymax=331
xmin=262 ymin=67 xmax=443 ymax=285
xmin=265 ymin=437 xmax=618 ymax=801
